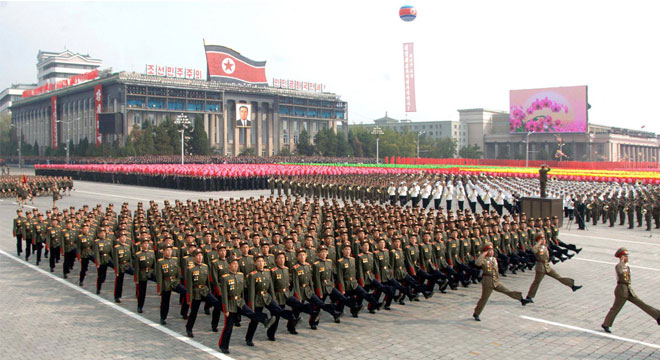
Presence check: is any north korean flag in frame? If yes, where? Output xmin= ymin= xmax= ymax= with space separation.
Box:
xmin=205 ymin=44 xmax=267 ymax=86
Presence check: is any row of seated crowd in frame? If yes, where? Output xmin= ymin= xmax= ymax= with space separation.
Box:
xmin=4 ymin=155 xmax=377 ymax=165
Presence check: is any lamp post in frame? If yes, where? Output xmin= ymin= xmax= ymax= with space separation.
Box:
xmin=525 ymin=131 xmax=534 ymax=167
xmin=174 ymin=113 xmax=191 ymax=165
xmin=417 ymin=130 xmax=425 ymax=158
xmin=371 ymin=126 xmax=384 ymax=164
xmin=9 ymin=123 xmax=24 ymax=169
xmin=56 ymin=118 xmax=79 ymax=164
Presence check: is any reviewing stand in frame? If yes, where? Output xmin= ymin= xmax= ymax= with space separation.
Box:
xmin=521 ymin=197 xmax=563 ymax=227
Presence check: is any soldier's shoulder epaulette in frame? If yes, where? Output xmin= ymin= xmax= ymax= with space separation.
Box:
xmin=114 ymin=244 xmax=120 ymax=248
xmin=264 ymin=268 xmax=271 ymax=271
xmin=157 ymin=258 xmax=164 ymax=263
xmin=222 ymin=273 xmax=230 ymax=277
xmin=250 ymin=270 xmax=257 ymax=275
xmin=135 ymin=250 xmax=142 ymax=254
xmin=327 ymin=258 xmax=333 ymax=263
xmin=293 ymin=264 xmax=300 ymax=268
xmin=201 ymin=263 xmax=208 ymax=267
xmin=313 ymin=260 xmax=319 ymax=264
xmin=271 ymin=267 xmax=278 ymax=271
xmin=405 ymin=245 xmax=411 ymax=248
xmin=237 ymin=271 xmax=243 ymax=275
xmin=172 ymin=256 xmax=178 ymax=260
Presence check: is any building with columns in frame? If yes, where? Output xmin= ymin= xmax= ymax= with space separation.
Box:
xmin=483 ymin=117 xmax=660 ymax=162
xmin=10 ymin=71 xmax=347 ymax=156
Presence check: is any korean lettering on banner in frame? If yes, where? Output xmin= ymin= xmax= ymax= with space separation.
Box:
xmin=273 ymin=78 xmax=280 ymax=87
xmin=281 ymin=79 xmax=288 ymax=89
xmin=166 ymin=66 xmax=175 ymax=77
xmin=94 ymin=85 xmax=102 ymax=146
xmin=288 ymin=80 xmax=295 ymax=89
xmin=185 ymin=68 xmax=194 ymax=79
xmin=51 ymin=96 xmax=58 ymax=149
xmin=146 ymin=64 xmax=156 ymax=76
xmin=295 ymin=81 xmax=302 ymax=91
xmin=403 ymin=43 xmax=417 ymax=112
xmin=157 ymin=65 xmax=166 ymax=76
xmin=194 ymin=69 xmax=203 ymax=80
xmin=176 ymin=67 xmax=184 ymax=78
xmin=303 ymin=82 xmax=308 ymax=91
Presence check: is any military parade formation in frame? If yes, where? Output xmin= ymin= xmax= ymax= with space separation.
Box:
xmin=9 ymin=169 xmax=660 ymax=355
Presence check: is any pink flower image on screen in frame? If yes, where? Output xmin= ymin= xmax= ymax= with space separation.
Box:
xmin=509 ymin=86 xmax=587 ymax=133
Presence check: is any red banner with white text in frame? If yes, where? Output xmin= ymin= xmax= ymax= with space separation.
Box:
xmin=403 ymin=43 xmax=417 ymax=112
xmin=94 ymin=85 xmax=102 ymax=146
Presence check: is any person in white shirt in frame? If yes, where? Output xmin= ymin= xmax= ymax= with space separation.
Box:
xmin=410 ymin=182 xmax=421 ymax=207
xmin=432 ymin=183 xmax=443 ymax=210
xmin=445 ymin=183 xmax=454 ymax=211
xmin=468 ymin=187 xmax=478 ymax=213
xmin=387 ymin=182 xmax=397 ymax=205
xmin=398 ymin=182 xmax=408 ymax=207
xmin=421 ymin=182 xmax=433 ymax=209
xmin=456 ymin=185 xmax=466 ymax=211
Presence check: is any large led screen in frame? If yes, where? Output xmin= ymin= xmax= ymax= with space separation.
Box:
xmin=510 ymin=86 xmax=587 ymax=133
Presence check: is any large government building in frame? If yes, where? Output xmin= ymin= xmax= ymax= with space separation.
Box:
xmin=8 ymin=49 xmax=348 ymax=156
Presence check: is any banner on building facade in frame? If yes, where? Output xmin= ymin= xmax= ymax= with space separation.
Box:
xmin=403 ymin=42 xmax=417 ymax=112
xmin=51 ymin=96 xmax=58 ymax=149
xmin=205 ymin=44 xmax=268 ymax=86
xmin=94 ymin=84 xmax=102 ymax=146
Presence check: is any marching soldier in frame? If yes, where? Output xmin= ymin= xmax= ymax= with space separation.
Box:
xmin=602 ymin=248 xmax=660 ymax=333
xmin=337 ymin=244 xmax=382 ymax=317
xmin=13 ymin=209 xmax=26 ymax=257
xmin=311 ymin=245 xmax=345 ymax=324
xmin=185 ymin=249 xmax=222 ymax=337
xmin=62 ymin=219 xmax=78 ymax=279
xmin=245 ymin=254 xmax=295 ymax=343
xmin=525 ymin=234 xmax=581 ymax=303
xmin=45 ymin=218 xmax=63 ymax=273
xmin=77 ymin=224 xmax=95 ymax=286
xmin=112 ymin=232 xmax=134 ymax=303
xmin=94 ymin=228 xmax=114 ymax=294
xmin=271 ymin=251 xmax=312 ymax=335
xmin=156 ymin=244 xmax=189 ymax=325
xmin=473 ymin=243 xmax=530 ymax=321
xmin=134 ymin=239 xmax=156 ymax=313
xmin=218 ymin=256 xmax=271 ymax=354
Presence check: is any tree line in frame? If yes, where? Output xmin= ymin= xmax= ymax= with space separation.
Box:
xmin=295 ymin=126 xmax=483 ymax=159
xmin=0 ymin=113 xmax=210 ymax=158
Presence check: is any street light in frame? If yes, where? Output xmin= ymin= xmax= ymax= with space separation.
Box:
xmin=525 ymin=131 xmax=534 ymax=167
xmin=417 ymin=131 xmax=425 ymax=158
xmin=56 ymin=118 xmax=79 ymax=164
xmin=9 ymin=123 xmax=24 ymax=169
xmin=174 ymin=113 xmax=191 ymax=165
xmin=371 ymin=126 xmax=384 ymax=164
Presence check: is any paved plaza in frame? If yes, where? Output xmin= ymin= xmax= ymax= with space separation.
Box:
xmin=1 ymin=170 xmax=660 ymax=360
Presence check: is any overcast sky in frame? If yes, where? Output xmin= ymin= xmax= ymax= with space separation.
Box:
xmin=1 ymin=0 xmax=659 ymax=132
